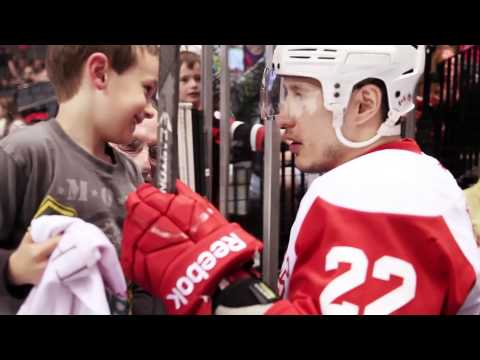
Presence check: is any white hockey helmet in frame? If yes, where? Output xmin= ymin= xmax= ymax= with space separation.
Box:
xmin=261 ymin=45 xmax=425 ymax=148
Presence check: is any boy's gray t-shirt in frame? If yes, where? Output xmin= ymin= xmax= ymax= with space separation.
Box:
xmin=0 ymin=119 xmax=155 ymax=314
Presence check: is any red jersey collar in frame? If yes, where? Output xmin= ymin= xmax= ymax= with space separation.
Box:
xmin=365 ymin=138 xmax=422 ymax=155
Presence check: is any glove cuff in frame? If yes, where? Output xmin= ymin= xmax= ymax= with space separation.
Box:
xmin=158 ymin=223 xmax=262 ymax=314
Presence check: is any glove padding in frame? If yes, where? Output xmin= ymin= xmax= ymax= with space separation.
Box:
xmin=121 ymin=180 xmax=262 ymax=314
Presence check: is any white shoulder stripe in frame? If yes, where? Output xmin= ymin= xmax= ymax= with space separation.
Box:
xmin=307 ymin=149 xmax=461 ymax=217
xmin=250 ymin=124 xmax=263 ymax=152
xmin=230 ymin=121 xmax=243 ymax=138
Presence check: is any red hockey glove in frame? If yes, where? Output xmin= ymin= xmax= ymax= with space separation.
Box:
xmin=121 ymin=180 xmax=263 ymax=315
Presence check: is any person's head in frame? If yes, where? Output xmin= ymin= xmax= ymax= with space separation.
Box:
xmin=262 ymin=45 xmax=425 ymax=173
xmin=16 ymin=56 xmax=28 ymax=71
xmin=179 ymin=49 xmax=201 ymax=110
xmin=32 ymin=58 xmax=45 ymax=73
xmin=23 ymin=65 xmax=33 ymax=82
xmin=112 ymin=108 xmax=158 ymax=183
xmin=46 ymin=45 xmax=160 ymax=145
xmin=244 ymin=45 xmax=265 ymax=70
xmin=0 ymin=96 xmax=17 ymax=122
xmin=431 ymin=45 xmax=456 ymax=73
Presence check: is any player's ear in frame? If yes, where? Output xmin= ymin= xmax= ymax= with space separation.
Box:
xmin=86 ymin=52 xmax=109 ymax=90
xmin=350 ymin=84 xmax=382 ymax=126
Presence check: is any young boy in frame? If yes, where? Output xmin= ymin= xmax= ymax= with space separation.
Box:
xmin=179 ymin=47 xmax=202 ymax=111
xmin=0 ymin=45 xmax=159 ymax=314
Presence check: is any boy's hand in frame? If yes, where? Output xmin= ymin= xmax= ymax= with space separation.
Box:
xmin=7 ymin=231 xmax=61 ymax=286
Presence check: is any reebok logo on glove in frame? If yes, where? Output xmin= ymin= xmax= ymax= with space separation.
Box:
xmin=166 ymin=232 xmax=247 ymax=310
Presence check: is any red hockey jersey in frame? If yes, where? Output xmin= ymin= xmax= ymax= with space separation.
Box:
xmin=267 ymin=139 xmax=480 ymax=315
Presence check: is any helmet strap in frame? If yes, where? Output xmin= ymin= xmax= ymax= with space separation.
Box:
xmin=331 ymin=105 xmax=402 ymax=149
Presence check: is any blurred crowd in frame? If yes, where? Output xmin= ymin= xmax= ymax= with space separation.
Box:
xmin=0 ymin=45 xmax=52 ymax=138
xmin=0 ymin=45 xmax=48 ymax=89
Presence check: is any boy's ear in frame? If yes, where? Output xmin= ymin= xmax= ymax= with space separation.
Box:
xmin=86 ymin=52 xmax=109 ymax=90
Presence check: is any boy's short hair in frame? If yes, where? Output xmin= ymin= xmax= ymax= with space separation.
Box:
xmin=180 ymin=51 xmax=200 ymax=71
xmin=46 ymin=45 xmax=160 ymax=102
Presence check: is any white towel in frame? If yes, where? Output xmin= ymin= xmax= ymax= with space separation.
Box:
xmin=18 ymin=215 xmax=127 ymax=315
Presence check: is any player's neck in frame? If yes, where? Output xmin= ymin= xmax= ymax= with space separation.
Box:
xmin=338 ymin=135 xmax=402 ymax=166
xmin=56 ymin=99 xmax=111 ymax=164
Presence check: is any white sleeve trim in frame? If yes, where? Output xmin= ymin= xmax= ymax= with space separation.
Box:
xmin=250 ymin=124 xmax=263 ymax=152
xmin=230 ymin=121 xmax=243 ymax=138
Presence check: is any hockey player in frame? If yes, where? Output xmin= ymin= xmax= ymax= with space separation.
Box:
xmin=121 ymin=45 xmax=480 ymax=315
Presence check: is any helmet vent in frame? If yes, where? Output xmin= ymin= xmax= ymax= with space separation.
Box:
xmin=289 ymin=48 xmax=318 ymax=51
xmin=402 ymin=69 xmax=414 ymax=75
xmin=287 ymin=47 xmax=338 ymax=61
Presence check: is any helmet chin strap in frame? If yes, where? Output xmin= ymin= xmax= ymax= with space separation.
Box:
xmin=331 ymin=105 xmax=403 ymax=149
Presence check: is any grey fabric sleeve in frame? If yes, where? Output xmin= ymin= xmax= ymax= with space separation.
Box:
xmin=0 ymin=147 xmax=30 ymax=301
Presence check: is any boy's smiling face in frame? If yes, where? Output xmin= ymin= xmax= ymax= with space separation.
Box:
xmin=96 ymin=47 xmax=159 ymax=145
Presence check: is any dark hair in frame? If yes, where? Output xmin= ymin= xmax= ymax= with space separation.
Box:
xmin=353 ymin=78 xmax=390 ymax=122
xmin=46 ymin=45 xmax=160 ymax=103
xmin=180 ymin=51 xmax=200 ymax=70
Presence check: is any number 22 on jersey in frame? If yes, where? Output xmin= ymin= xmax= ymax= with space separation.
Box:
xmin=319 ymin=246 xmax=417 ymax=315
